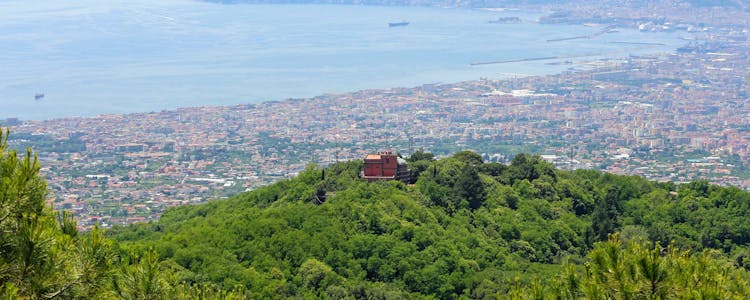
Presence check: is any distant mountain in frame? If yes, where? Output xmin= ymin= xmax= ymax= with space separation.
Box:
xmin=202 ymin=0 xmax=747 ymax=8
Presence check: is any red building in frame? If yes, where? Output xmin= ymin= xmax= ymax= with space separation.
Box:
xmin=361 ymin=150 xmax=410 ymax=182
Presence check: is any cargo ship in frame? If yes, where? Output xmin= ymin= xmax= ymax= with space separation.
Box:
xmin=388 ymin=21 xmax=409 ymax=27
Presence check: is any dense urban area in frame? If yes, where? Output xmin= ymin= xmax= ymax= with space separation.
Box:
xmin=4 ymin=1 xmax=750 ymax=230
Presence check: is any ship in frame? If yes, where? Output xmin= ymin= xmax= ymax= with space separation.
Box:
xmin=388 ymin=21 xmax=409 ymax=27
xmin=488 ymin=17 xmax=521 ymax=24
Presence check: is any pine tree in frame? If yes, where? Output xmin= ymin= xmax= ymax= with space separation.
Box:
xmin=0 ymin=127 xmax=76 ymax=298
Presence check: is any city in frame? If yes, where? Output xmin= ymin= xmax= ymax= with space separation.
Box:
xmin=3 ymin=1 xmax=750 ymax=230
xmin=7 ymin=1 xmax=750 ymax=298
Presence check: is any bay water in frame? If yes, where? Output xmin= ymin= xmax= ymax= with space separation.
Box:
xmin=0 ymin=0 xmax=685 ymax=120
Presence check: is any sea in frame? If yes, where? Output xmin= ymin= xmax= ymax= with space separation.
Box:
xmin=0 ymin=0 xmax=687 ymax=120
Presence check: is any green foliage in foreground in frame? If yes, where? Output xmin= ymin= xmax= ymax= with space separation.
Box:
xmin=4 ymin=123 xmax=750 ymax=298
xmin=510 ymin=234 xmax=750 ymax=299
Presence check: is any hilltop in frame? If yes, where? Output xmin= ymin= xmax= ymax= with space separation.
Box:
xmin=106 ymin=151 xmax=750 ymax=298
xmin=4 ymin=125 xmax=750 ymax=297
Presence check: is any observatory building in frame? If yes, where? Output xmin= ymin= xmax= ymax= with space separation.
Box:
xmin=361 ymin=150 xmax=410 ymax=183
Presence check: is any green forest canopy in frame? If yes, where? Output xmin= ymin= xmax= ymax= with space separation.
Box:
xmin=108 ymin=151 xmax=750 ymax=298
xmin=3 ymin=124 xmax=750 ymax=298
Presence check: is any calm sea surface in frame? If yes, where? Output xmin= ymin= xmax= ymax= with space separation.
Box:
xmin=0 ymin=0 xmax=686 ymax=120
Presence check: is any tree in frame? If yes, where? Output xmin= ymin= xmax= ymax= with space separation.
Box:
xmin=505 ymin=154 xmax=556 ymax=184
xmin=407 ymin=150 xmax=434 ymax=163
xmin=112 ymin=248 xmax=170 ymax=300
xmin=452 ymin=151 xmax=483 ymax=167
xmin=478 ymin=162 xmax=506 ymax=177
xmin=582 ymin=234 xmax=750 ymax=299
xmin=591 ymin=186 xmax=624 ymax=242
xmin=454 ymin=164 xmax=486 ymax=210
xmin=0 ymin=128 xmax=81 ymax=298
xmin=407 ymin=160 xmax=431 ymax=184
xmin=513 ymin=235 xmax=750 ymax=299
xmin=297 ymin=258 xmax=342 ymax=291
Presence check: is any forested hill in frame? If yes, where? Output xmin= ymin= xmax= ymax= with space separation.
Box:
xmin=3 ymin=128 xmax=750 ymax=298
xmin=108 ymin=151 xmax=750 ymax=298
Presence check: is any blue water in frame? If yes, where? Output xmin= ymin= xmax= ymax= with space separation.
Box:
xmin=0 ymin=1 xmax=686 ymax=120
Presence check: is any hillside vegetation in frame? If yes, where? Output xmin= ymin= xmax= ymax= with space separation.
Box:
xmin=3 ymin=122 xmax=750 ymax=298
xmin=109 ymin=151 xmax=750 ymax=298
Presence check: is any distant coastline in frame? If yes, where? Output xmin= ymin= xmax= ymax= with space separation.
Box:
xmin=0 ymin=2 xmax=687 ymax=120
xmin=201 ymin=0 xmax=745 ymax=9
